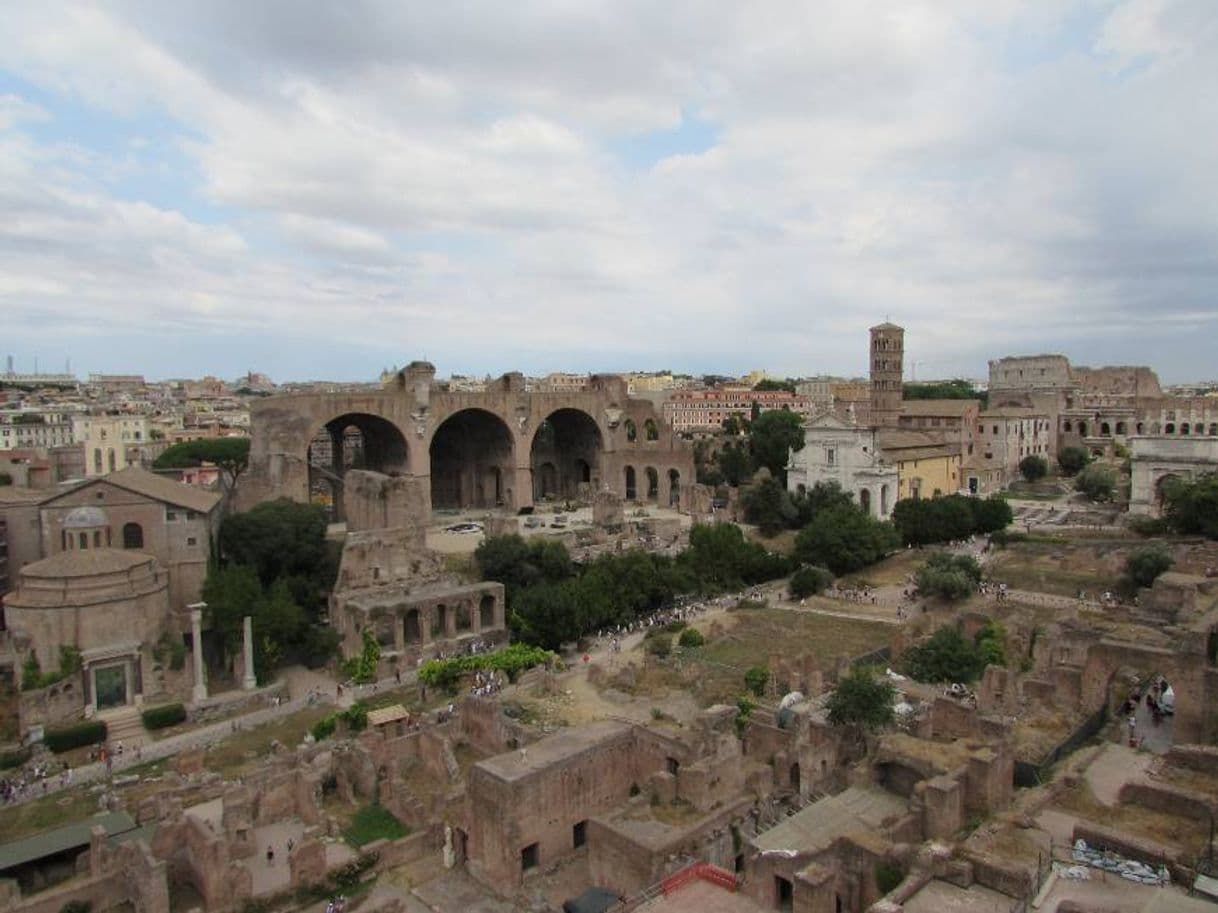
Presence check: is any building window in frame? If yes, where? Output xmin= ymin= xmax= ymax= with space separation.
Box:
xmin=826 ymin=448 xmax=835 ymax=466
xmin=573 ymin=820 xmax=587 ymax=849
xmin=166 ymin=511 xmax=178 ymax=521
xmin=187 ymin=537 xmax=197 ymax=546
xmin=123 ymin=523 xmax=144 ymax=549
xmin=521 ymin=843 xmax=539 ymax=871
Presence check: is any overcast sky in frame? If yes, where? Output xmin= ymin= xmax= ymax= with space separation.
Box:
xmin=2 ymin=1 xmax=1216 ymax=383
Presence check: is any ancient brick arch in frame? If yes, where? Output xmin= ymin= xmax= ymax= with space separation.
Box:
xmin=1080 ymin=640 xmax=1218 ymax=745
xmin=239 ymin=364 xmax=694 ymax=516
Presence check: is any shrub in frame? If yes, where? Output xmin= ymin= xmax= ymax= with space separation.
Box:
xmin=1075 ymin=464 xmax=1117 ymax=502
xmin=0 ymin=746 xmax=32 ymax=770
xmin=1125 ymin=546 xmax=1173 ymax=589
xmin=915 ymin=552 xmax=982 ymax=601
xmin=417 ymin=643 xmax=555 ymax=690
xmin=1057 ymin=446 xmax=1090 ymax=477
xmin=662 ymin=620 xmax=688 ymax=633
xmin=44 ymin=720 xmax=107 ymax=753
xmin=789 ymin=565 xmax=833 ymax=599
xmin=744 ymin=666 xmax=769 ymax=696
xmin=900 ymin=626 xmax=987 ymax=684
xmin=310 ymin=715 xmax=338 ymax=741
xmin=141 ymin=702 xmax=186 ymax=730
xmin=826 ymin=666 xmax=896 ymax=729
xmin=1128 ymin=516 xmax=1170 ymax=537
xmin=677 ymin=628 xmax=705 ymax=648
xmin=876 ymin=861 xmax=905 ymax=895
xmin=794 ymin=505 xmax=900 ymax=574
xmin=1019 ymin=455 xmax=1048 ymax=482
xmin=645 ymin=635 xmax=672 ymax=658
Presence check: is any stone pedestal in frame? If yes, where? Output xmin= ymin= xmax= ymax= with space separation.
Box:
xmin=242 ymin=616 xmax=257 ymax=691
xmin=191 ymin=609 xmax=208 ymax=702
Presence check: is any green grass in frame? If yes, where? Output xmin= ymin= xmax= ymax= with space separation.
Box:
xmin=343 ymin=803 xmax=409 ymax=847
xmin=0 ymin=788 xmax=99 ymax=844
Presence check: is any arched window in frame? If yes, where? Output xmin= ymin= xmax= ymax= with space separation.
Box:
xmin=1078 ymin=422 xmax=1087 ymax=436
xmin=1181 ymin=423 xmax=1191 ymax=436
xmin=1166 ymin=423 xmax=1176 ymax=434
xmin=1100 ymin=422 xmax=1110 ymax=435
xmin=93 ymin=448 xmax=103 ymax=473
xmin=122 ymin=522 xmax=144 ymax=549
xmin=1115 ymin=422 xmax=1126 ymax=435
xmin=107 ymin=449 xmax=116 ymax=472
xmin=1062 ymin=421 xmax=1072 ymax=432
xmin=1136 ymin=422 xmax=1144 ymax=434
xmin=644 ymin=418 xmax=659 ymax=441
xmin=624 ymin=466 xmax=637 ymax=500
xmin=624 ymin=419 xmax=637 ymax=443
xmin=645 ymin=467 xmax=660 ymax=500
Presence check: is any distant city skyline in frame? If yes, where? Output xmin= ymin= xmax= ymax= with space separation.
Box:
xmin=4 ymin=3 xmax=1217 ymax=384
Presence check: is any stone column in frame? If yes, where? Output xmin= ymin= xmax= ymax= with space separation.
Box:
xmin=242 ymin=616 xmax=257 ymax=691
xmin=191 ymin=609 xmax=208 ymax=702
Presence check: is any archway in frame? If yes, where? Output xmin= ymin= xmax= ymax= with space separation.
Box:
xmin=625 ymin=466 xmax=637 ymax=500
xmin=645 ymin=467 xmax=660 ymax=501
xmin=122 ymin=522 xmax=144 ymax=550
xmin=1116 ymin=422 xmax=1127 ymax=435
xmin=1078 ymin=421 xmax=1088 ymax=436
xmin=1155 ymin=474 xmax=1181 ymax=512
xmin=430 ymin=409 xmax=516 ymax=510
xmin=529 ymin=409 xmax=603 ymax=502
xmin=668 ymin=469 xmax=681 ymax=507
xmin=1101 ymin=422 xmax=1111 ymax=435
xmin=859 ymin=489 xmax=872 ymax=515
xmin=308 ymin=412 xmax=410 ymax=520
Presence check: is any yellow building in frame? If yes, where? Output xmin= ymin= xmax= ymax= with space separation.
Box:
xmin=877 ymin=430 xmax=963 ymax=500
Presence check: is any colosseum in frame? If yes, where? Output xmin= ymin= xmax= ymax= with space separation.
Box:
xmin=238 ymin=362 xmax=696 ymax=519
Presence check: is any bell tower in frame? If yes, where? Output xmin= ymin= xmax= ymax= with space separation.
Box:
xmin=869 ymin=322 xmax=904 ymax=429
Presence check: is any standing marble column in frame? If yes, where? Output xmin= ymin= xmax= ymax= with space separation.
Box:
xmin=242 ymin=615 xmax=257 ymax=691
xmin=191 ymin=609 xmax=208 ymax=702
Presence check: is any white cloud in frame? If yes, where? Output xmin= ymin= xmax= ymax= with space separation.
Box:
xmin=0 ymin=0 xmax=1216 ymax=379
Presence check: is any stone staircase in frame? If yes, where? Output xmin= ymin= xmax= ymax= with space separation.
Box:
xmin=99 ymin=705 xmax=149 ymax=750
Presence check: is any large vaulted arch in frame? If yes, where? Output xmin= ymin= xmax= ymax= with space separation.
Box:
xmin=430 ymin=409 xmax=516 ymax=510
xmin=529 ymin=408 xmax=603 ymax=501
xmin=307 ymin=412 xmax=409 ymax=520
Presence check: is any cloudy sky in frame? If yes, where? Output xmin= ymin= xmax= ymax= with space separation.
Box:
xmin=2 ymin=1 xmax=1216 ymax=383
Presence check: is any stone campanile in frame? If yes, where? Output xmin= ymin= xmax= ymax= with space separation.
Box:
xmin=869 ymin=322 xmax=904 ymax=429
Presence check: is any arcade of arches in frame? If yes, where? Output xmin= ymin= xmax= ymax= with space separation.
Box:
xmin=430 ymin=409 xmax=515 ymax=511
xmin=530 ymin=409 xmax=603 ymax=501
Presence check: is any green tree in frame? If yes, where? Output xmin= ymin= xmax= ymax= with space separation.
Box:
xmin=510 ymin=580 xmax=588 ymax=650
xmin=790 ymin=481 xmax=855 ymax=527
xmin=476 ymin=534 xmax=573 ymax=600
xmin=678 ymin=628 xmax=705 ymax=648
xmin=899 ymin=626 xmax=987 ymax=683
xmin=744 ymin=666 xmax=769 ymax=696
xmin=1125 ymin=546 xmax=1173 ymax=588
xmin=0 ymin=472 xmax=12 ymax=486
xmin=794 ymin=505 xmax=900 ymax=575
xmin=219 ymin=499 xmax=334 ymax=607
xmin=789 ymin=565 xmax=834 ymax=598
xmin=902 ymin=380 xmax=983 ymax=402
xmin=717 ymin=442 xmax=755 ymax=486
xmin=969 ymin=495 xmax=1014 ymax=535
xmin=1019 ymin=455 xmax=1048 ymax=482
xmin=915 ymin=552 xmax=983 ymax=601
xmin=1075 ymin=463 xmax=1116 ymax=501
xmin=153 ymin=437 xmax=251 ymax=489
xmin=1057 ymin=446 xmax=1090 ymax=477
xmin=975 ymin=621 xmax=1007 ymax=668
xmin=754 ymin=378 xmax=797 ymax=393
xmin=201 ymin=564 xmax=263 ymax=662
xmin=890 ymin=495 xmax=975 ymax=546
xmin=721 ymin=413 xmax=748 ymax=436
xmin=748 ymin=409 xmax=805 ymax=483
xmin=741 ymin=475 xmax=797 ymax=536
xmin=1161 ymin=474 xmax=1218 ymax=539
xmin=826 ymin=666 xmax=896 ymax=729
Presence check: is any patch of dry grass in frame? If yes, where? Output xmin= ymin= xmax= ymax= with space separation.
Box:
xmin=0 ymin=788 xmax=100 ymax=843
xmin=202 ymin=706 xmax=332 ymax=777
xmin=1053 ymin=781 xmax=1207 ymax=860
